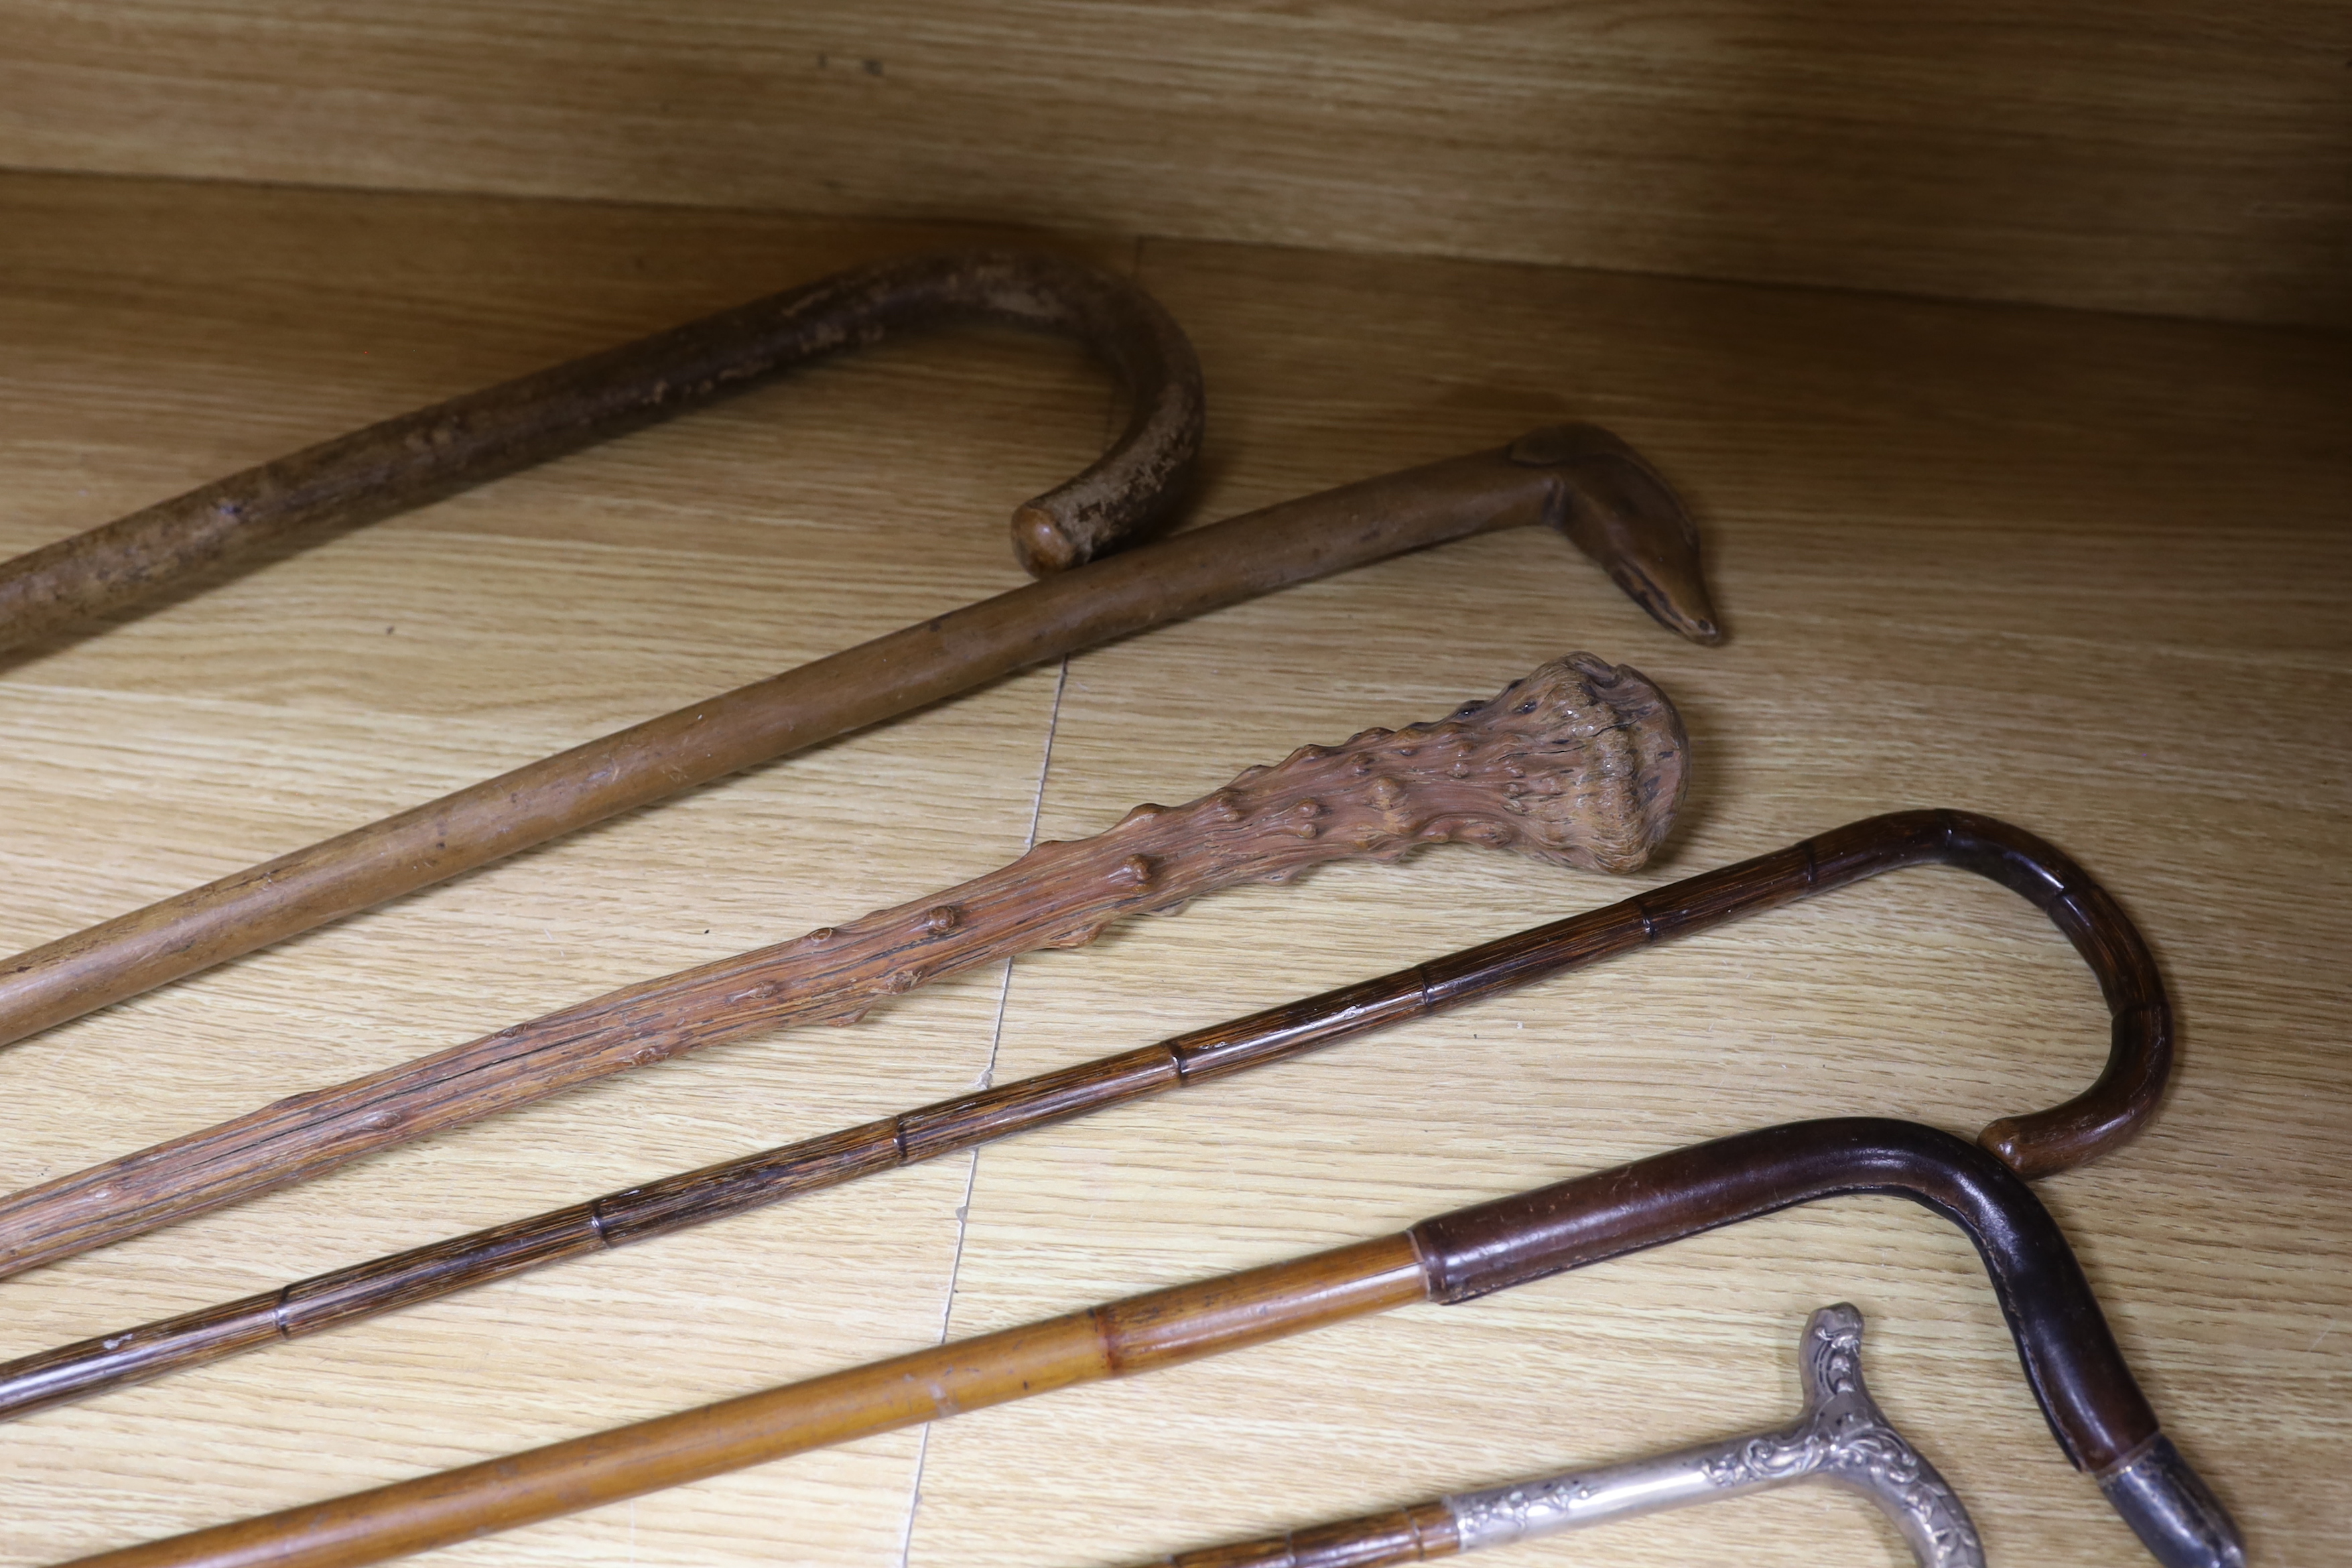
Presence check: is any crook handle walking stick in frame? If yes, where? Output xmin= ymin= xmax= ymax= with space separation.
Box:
xmin=0 ymin=423 xmax=1719 ymax=1055
xmin=0 ymin=247 xmax=1205 ymax=653
xmin=0 ymin=809 xmax=2168 ymax=1421
xmin=0 ymin=654 xmax=1688 ymax=1282
xmin=52 ymin=1120 xmax=2244 ymax=1568
xmin=1143 ymin=1304 xmax=1983 ymax=1568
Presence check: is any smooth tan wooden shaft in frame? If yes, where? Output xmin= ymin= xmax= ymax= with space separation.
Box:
xmin=58 ymin=1238 xmax=1428 ymax=1568
xmin=0 ymin=441 xmax=1581 ymax=1052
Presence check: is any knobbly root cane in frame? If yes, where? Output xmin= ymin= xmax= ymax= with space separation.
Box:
xmin=0 ymin=652 xmax=1687 ymax=1282
xmin=1142 ymin=1304 xmax=1982 ymax=1568
xmin=52 ymin=1122 xmax=2245 ymax=1568
xmin=0 ymin=420 xmax=1719 ymax=1054
xmin=0 ymin=807 xmax=2174 ymax=1422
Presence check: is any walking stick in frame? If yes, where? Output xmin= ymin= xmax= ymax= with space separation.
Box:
xmin=0 ymin=809 xmax=2169 ymax=1421
xmin=0 ymin=653 xmax=1687 ymax=1282
xmin=1140 ymin=1304 xmax=1983 ymax=1568
xmin=2 ymin=248 xmax=1205 ymax=647
xmin=0 ymin=422 xmax=1719 ymax=1054
xmin=50 ymin=1120 xmax=2245 ymax=1568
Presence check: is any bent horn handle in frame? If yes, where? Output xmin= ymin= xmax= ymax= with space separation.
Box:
xmin=0 ymin=247 xmax=1204 ymax=656
xmin=0 ymin=423 xmax=1713 ymax=1054
xmin=56 ymin=1120 xmax=2239 ymax=1568
xmin=0 ymin=653 xmax=1687 ymax=1282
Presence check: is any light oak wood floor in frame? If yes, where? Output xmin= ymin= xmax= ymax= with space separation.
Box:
xmin=0 ymin=170 xmax=2345 ymax=1567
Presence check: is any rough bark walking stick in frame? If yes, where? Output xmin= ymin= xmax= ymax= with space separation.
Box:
xmin=1 ymin=248 xmax=1205 ymax=645
xmin=0 ymin=421 xmax=1719 ymax=1055
xmin=1141 ymin=1303 xmax=1983 ymax=1568
xmin=52 ymin=1120 xmax=2245 ymax=1568
xmin=0 ymin=653 xmax=1687 ymax=1281
xmin=0 ymin=808 xmax=2170 ymax=1421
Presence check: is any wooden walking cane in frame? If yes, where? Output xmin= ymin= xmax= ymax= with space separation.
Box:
xmin=52 ymin=1120 xmax=2246 ymax=1568
xmin=0 ymin=653 xmax=1687 ymax=1282
xmin=0 ymin=248 xmax=1207 ymax=647
xmin=0 ymin=808 xmax=2172 ymax=1421
xmin=0 ymin=421 xmax=1720 ymax=1055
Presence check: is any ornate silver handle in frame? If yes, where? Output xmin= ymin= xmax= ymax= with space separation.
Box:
xmin=1445 ymin=1303 xmax=1984 ymax=1567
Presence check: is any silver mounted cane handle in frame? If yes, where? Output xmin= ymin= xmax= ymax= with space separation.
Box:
xmin=1149 ymin=1304 xmax=1981 ymax=1568
xmin=1446 ymin=1305 xmax=1982 ymax=1567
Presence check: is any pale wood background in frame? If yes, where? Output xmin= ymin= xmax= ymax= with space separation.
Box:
xmin=1 ymin=2 xmax=2348 ymax=329
xmin=0 ymin=169 xmax=2346 ymax=1568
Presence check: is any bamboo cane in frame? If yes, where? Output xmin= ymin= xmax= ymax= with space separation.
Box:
xmin=0 ymin=422 xmax=1718 ymax=1055
xmin=51 ymin=1120 xmax=2245 ymax=1568
xmin=0 ymin=652 xmax=1686 ymax=1283
xmin=0 ymin=808 xmax=2171 ymax=1423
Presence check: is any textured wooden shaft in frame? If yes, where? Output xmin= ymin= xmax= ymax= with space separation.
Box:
xmin=0 ymin=653 xmax=1685 ymax=1281
xmin=0 ymin=249 xmax=1203 ymax=651
xmin=0 ymin=436 xmax=1592 ymax=1053
xmin=0 ymin=809 xmax=2170 ymax=1419
xmin=56 ymin=1239 xmax=1429 ymax=1568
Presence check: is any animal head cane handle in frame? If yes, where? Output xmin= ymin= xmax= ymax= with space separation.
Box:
xmin=0 ymin=653 xmax=1687 ymax=1282
xmin=1148 ymin=1303 xmax=1983 ymax=1568
xmin=0 ymin=248 xmax=1203 ymax=654
xmin=1510 ymin=423 xmax=1721 ymax=646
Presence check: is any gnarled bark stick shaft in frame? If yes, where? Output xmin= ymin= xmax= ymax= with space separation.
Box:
xmin=0 ymin=424 xmax=1716 ymax=1053
xmin=0 ymin=654 xmax=1686 ymax=1281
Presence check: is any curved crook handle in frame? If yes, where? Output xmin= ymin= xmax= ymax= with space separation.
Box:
xmin=0 ymin=249 xmax=1205 ymax=655
xmin=1673 ymin=809 xmax=2171 ymax=1179
xmin=1413 ymin=1118 xmax=2246 ymax=1568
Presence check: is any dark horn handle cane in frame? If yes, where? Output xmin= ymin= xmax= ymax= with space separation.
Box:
xmin=50 ymin=1120 xmax=2243 ymax=1568
xmin=0 ymin=247 xmax=1205 ymax=655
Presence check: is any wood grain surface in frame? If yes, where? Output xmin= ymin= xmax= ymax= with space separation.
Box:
xmin=0 ymin=3 xmax=2347 ymax=330
xmin=0 ymin=170 xmax=2346 ymax=1567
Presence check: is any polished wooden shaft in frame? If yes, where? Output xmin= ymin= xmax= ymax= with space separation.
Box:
xmin=0 ymin=810 xmax=2166 ymax=1423
xmin=1149 ymin=1502 xmax=1459 ymax=1568
xmin=0 ymin=424 xmax=1713 ymax=1054
xmin=56 ymin=1120 xmax=2232 ymax=1568
xmin=62 ymin=1239 xmax=1431 ymax=1568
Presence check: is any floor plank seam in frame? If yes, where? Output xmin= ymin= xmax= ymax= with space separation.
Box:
xmin=896 ymin=651 xmax=1071 ymax=1568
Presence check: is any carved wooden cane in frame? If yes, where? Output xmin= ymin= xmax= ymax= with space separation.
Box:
xmin=0 ymin=422 xmax=1719 ymax=1055
xmin=0 ymin=809 xmax=2169 ymax=1421
xmin=1 ymin=248 xmax=1206 ymax=647
xmin=53 ymin=1120 xmax=2245 ymax=1568
xmin=1141 ymin=1305 xmax=1982 ymax=1568
xmin=0 ymin=653 xmax=1685 ymax=1282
